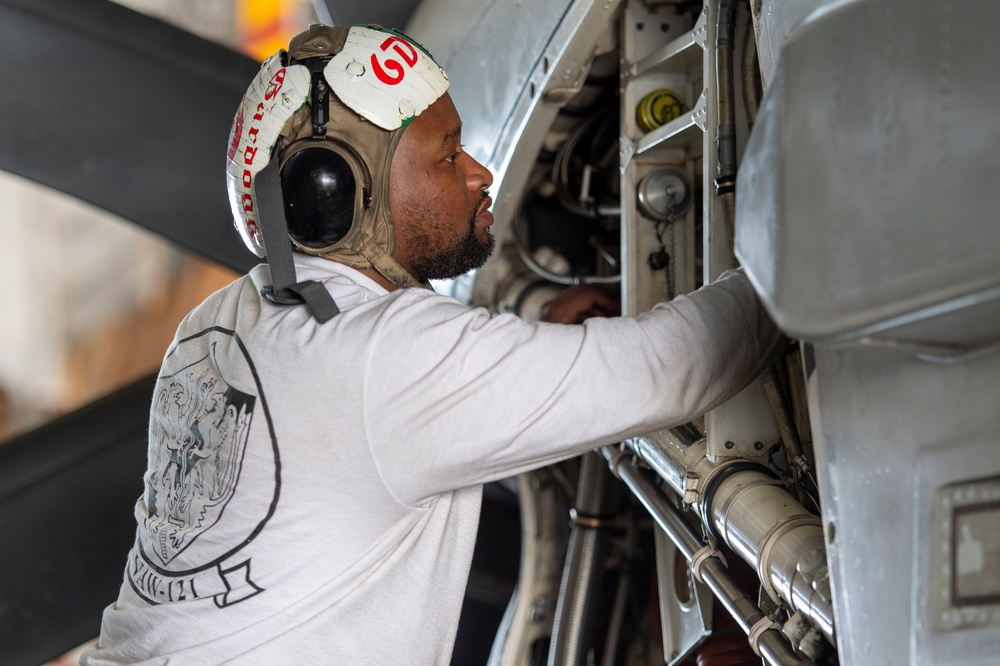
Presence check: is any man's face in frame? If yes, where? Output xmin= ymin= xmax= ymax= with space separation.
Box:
xmin=389 ymin=93 xmax=495 ymax=282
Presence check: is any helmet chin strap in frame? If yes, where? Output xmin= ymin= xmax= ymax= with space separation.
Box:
xmin=256 ymin=157 xmax=341 ymax=323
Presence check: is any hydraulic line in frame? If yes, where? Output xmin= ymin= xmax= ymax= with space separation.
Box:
xmin=600 ymin=447 xmax=804 ymax=666
xmin=715 ymin=0 xmax=740 ymax=258
xmin=740 ymin=15 xmax=762 ymax=128
xmin=548 ymin=452 xmax=615 ymax=666
xmin=709 ymin=469 xmax=834 ymax=642
xmin=761 ymin=364 xmax=804 ymax=460
xmin=513 ymin=169 xmax=621 ymax=286
xmin=599 ymin=516 xmax=637 ymax=666
xmin=761 ymin=363 xmax=813 ymax=507
xmin=626 ymin=434 xmax=836 ymax=644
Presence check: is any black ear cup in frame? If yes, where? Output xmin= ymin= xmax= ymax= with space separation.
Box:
xmin=281 ymin=146 xmax=356 ymax=248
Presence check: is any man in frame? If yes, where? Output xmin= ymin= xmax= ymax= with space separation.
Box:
xmin=84 ymin=24 xmax=781 ymax=665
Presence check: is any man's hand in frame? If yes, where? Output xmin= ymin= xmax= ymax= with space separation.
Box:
xmin=539 ymin=284 xmax=621 ymax=324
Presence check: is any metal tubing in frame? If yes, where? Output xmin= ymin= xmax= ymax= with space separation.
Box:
xmin=628 ymin=433 xmax=836 ymax=644
xmin=628 ymin=431 xmax=702 ymax=495
xmin=599 ymin=559 xmax=630 ymax=666
xmin=716 ymin=0 xmax=740 ymax=257
xmin=601 ymin=447 xmax=804 ymax=666
xmin=740 ymin=15 xmax=761 ymax=127
xmin=715 ymin=0 xmax=739 ymax=181
xmin=762 ymin=364 xmax=804 ymax=459
xmin=761 ymin=362 xmax=810 ymax=506
xmin=600 ymin=519 xmax=636 ymax=666
xmin=548 ymin=452 xmax=613 ymax=666
xmin=710 ymin=471 xmax=836 ymax=642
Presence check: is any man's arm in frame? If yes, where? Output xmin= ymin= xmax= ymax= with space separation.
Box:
xmin=364 ymin=269 xmax=783 ymax=505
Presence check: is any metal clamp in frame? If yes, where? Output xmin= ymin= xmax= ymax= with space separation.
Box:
xmin=748 ymin=615 xmax=782 ymax=657
xmin=569 ymin=509 xmax=613 ymax=529
xmin=682 ymin=471 xmax=700 ymax=505
xmin=690 ymin=544 xmax=727 ymax=584
xmin=755 ymin=514 xmax=823 ymax=603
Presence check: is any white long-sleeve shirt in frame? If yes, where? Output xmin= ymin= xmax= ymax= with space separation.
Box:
xmin=84 ymin=254 xmax=781 ymax=665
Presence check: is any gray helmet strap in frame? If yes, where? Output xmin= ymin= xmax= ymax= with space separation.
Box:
xmin=256 ymin=157 xmax=340 ymax=323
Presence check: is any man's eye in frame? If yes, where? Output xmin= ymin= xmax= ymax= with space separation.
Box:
xmin=444 ymin=144 xmax=464 ymax=164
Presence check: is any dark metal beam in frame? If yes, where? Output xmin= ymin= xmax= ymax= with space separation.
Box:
xmin=0 ymin=0 xmax=260 ymax=273
xmin=0 ymin=374 xmax=157 ymax=666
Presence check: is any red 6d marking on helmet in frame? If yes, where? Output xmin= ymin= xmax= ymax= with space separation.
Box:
xmin=324 ymin=25 xmax=449 ymax=131
xmin=371 ymin=36 xmax=418 ymax=85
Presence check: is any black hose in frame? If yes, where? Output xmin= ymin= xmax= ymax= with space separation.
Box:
xmin=741 ymin=15 xmax=762 ymax=128
xmin=716 ymin=0 xmax=740 ymax=259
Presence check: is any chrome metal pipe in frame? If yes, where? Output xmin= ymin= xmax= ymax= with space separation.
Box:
xmin=548 ymin=452 xmax=614 ymax=666
xmin=601 ymin=447 xmax=804 ymax=666
xmin=710 ymin=470 xmax=835 ymax=642
xmin=628 ymin=433 xmax=836 ymax=644
xmin=628 ymin=429 xmax=703 ymax=496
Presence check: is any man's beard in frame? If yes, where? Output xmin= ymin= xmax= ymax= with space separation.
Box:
xmin=410 ymin=198 xmax=496 ymax=282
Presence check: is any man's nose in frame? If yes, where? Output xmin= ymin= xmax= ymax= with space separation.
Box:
xmin=466 ymin=154 xmax=494 ymax=191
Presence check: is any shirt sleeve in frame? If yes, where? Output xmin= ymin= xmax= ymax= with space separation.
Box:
xmin=363 ymin=269 xmax=784 ymax=506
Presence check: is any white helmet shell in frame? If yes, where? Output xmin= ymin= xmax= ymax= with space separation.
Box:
xmin=225 ymin=25 xmax=450 ymax=259
xmin=225 ymin=54 xmax=310 ymax=257
xmin=324 ymin=26 xmax=449 ymax=131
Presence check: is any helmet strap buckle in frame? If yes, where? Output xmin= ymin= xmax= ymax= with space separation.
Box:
xmin=256 ymin=157 xmax=340 ymax=323
xmin=306 ymin=59 xmax=331 ymax=139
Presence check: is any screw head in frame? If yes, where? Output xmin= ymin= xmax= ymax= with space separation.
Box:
xmin=725 ymin=440 xmax=735 ymax=449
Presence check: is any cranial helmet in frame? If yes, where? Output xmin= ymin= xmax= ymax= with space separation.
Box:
xmin=225 ymin=24 xmax=450 ymax=309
